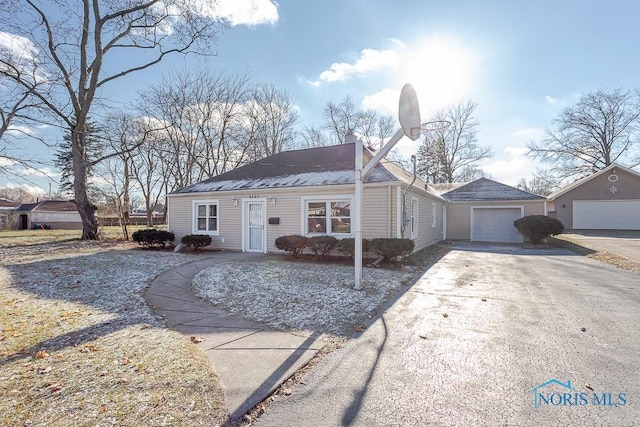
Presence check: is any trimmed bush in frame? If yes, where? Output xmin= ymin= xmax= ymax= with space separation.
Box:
xmin=132 ymin=228 xmax=175 ymax=248
xmin=513 ymin=215 xmax=565 ymax=245
xmin=181 ymin=234 xmax=212 ymax=251
xmin=274 ymin=235 xmax=308 ymax=257
xmin=336 ymin=238 xmax=371 ymax=260
xmin=308 ymin=235 xmax=339 ymax=260
xmin=369 ymin=238 xmax=415 ymax=260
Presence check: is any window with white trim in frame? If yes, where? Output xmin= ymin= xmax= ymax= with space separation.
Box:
xmin=411 ymin=197 xmax=419 ymax=239
xmin=304 ymin=198 xmax=352 ymax=235
xmin=432 ymin=202 xmax=437 ymax=228
xmin=193 ymin=200 xmax=219 ymax=235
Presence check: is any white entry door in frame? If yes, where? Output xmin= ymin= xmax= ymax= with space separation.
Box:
xmin=245 ymin=201 xmax=265 ymax=252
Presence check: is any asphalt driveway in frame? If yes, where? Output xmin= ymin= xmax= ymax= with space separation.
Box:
xmin=254 ymin=244 xmax=640 ymax=426
xmin=562 ymin=231 xmax=640 ymax=263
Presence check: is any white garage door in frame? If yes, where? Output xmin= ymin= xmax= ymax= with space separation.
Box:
xmin=573 ymin=200 xmax=640 ymax=230
xmin=471 ymin=208 xmax=523 ymax=243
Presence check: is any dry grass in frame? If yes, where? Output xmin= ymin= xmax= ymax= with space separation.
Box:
xmin=0 ymin=234 xmax=228 ymax=426
xmin=550 ymin=235 xmax=640 ymax=275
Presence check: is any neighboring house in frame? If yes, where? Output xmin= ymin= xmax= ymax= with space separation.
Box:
xmin=167 ymin=143 xmax=446 ymax=254
xmin=14 ymin=200 xmax=82 ymax=230
xmin=0 ymin=198 xmax=20 ymax=229
xmin=434 ymin=178 xmax=546 ymax=243
xmin=546 ymin=163 xmax=640 ymax=230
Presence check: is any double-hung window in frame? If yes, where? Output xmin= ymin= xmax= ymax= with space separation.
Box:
xmin=304 ymin=197 xmax=352 ymax=236
xmin=193 ymin=200 xmax=219 ymax=235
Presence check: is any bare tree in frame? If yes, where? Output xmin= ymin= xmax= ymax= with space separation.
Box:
xmin=244 ymin=82 xmax=299 ymax=159
xmin=0 ymin=1 xmax=225 ymax=239
xmin=138 ymin=70 xmax=253 ymax=191
xmin=516 ymin=169 xmax=561 ymax=196
xmin=298 ymin=125 xmax=330 ymax=148
xmin=529 ymin=88 xmax=640 ymax=180
xmin=416 ymin=100 xmax=492 ymax=183
xmin=321 ymin=95 xmax=395 ymax=146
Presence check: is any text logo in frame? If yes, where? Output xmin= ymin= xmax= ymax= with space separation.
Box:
xmin=530 ymin=379 xmax=627 ymax=408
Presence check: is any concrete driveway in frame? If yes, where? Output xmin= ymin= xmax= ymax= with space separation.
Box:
xmin=254 ymin=244 xmax=640 ymax=426
xmin=562 ymin=231 xmax=640 ymax=263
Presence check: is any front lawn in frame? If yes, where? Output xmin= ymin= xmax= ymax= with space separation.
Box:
xmin=0 ymin=241 xmax=228 ymax=426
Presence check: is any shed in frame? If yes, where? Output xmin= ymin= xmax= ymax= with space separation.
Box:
xmin=14 ymin=200 xmax=82 ymax=230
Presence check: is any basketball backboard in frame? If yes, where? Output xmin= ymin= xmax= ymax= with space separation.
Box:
xmin=398 ymin=83 xmax=421 ymax=141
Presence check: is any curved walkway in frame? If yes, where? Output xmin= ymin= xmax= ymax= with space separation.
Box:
xmin=144 ymin=252 xmax=324 ymax=422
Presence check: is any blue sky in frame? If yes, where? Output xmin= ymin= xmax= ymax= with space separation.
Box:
xmin=2 ymin=0 xmax=640 ymax=195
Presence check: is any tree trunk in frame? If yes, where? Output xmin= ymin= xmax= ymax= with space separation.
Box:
xmin=72 ymin=128 xmax=99 ymax=240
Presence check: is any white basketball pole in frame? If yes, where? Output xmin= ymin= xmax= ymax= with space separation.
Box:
xmin=353 ymin=83 xmax=420 ymax=290
xmin=351 ymin=133 xmax=363 ymax=290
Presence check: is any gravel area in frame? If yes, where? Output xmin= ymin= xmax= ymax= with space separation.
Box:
xmin=193 ymin=259 xmax=414 ymax=336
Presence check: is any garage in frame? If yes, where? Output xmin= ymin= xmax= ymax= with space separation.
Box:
xmin=471 ymin=207 xmax=523 ymax=243
xmin=573 ymin=200 xmax=640 ymax=230
xmin=435 ymin=178 xmax=546 ymax=242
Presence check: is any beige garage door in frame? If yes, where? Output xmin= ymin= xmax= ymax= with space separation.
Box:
xmin=573 ymin=200 xmax=640 ymax=230
xmin=471 ymin=207 xmax=523 ymax=243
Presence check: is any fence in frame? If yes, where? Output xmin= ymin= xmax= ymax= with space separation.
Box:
xmin=97 ymin=216 xmax=166 ymax=227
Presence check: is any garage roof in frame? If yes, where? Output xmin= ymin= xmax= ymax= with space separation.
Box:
xmin=440 ymin=178 xmax=545 ymax=201
xmin=15 ymin=200 xmax=78 ymax=212
xmin=547 ymin=163 xmax=640 ymax=200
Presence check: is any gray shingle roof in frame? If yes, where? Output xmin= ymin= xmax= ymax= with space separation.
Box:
xmin=172 ymin=143 xmax=419 ymax=194
xmin=0 ymin=198 xmax=20 ymax=208
xmin=440 ymin=177 xmax=545 ymax=201
xmin=16 ymin=200 xmax=78 ymax=212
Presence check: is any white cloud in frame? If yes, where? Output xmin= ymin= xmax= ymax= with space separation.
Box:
xmin=3 ymin=182 xmax=46 ymax=196
xmin=5 ymin=124 xmax=37 ymax=137
xmin=504 ymin=146 xmax=529 ymax=156
xmin=482 ymin=146 xmax=537 ymax=186
xmin=213 ymin=0 xmax=278 ymax=26
xmin=22 ymin=166 xmax=59 ymax=179
xmin=361 ymin=88 xmax=399 ymax=116
xmin=544 ymin=95 xmax=556 ymax=105
xmin=312 ymin=47 xmax=400 ymax=85
xmin=0 ymin=31 xmax=38 ymax=61
xmin=0 ymin=157 xmax=17 ymax=167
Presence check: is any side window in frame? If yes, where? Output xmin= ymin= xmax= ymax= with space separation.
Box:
xmin=411 ymin=198 xmax=419 ymax=238
xmin=432 ymin=202 xmax=437 ymax=228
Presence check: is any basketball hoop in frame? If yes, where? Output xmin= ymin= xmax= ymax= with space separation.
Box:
xmin=419 ymin=120 xmax=451 ymax=135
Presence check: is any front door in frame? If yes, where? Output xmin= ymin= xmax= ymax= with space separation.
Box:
xmin=245 ymin=201 xmax=265 ymax=252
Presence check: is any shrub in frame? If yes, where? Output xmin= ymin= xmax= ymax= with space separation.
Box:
xmin=181 ymin=234 xmax=212 ymax=251
xmin=132 ymin=228 xmax=175 ymax=248
xmin=336 ymin=238 xmax=370 ymax=260
xmin=274 ymin=235 xmax=308 ymax=257
xmin=369 ymin=238 xmax=415 ymax=260
xmin=307 ymin=235 xmax=339 ymax=260
xmin=513 ymin=215 xmax=565 ymax=245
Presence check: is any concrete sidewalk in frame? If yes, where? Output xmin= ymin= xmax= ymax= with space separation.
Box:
xmin=144 ymin=252 xmax=324 ymax=422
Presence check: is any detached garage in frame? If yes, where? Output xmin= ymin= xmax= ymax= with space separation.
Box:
xmin=547 ymin=163 xmax=640 ymax=231
xmin=434 ymin=178 xmax=546 ymax=243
